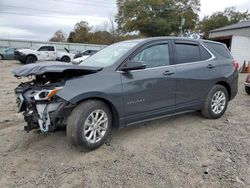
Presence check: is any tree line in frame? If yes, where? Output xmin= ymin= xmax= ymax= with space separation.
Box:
xmin=49 ymin=0 xmax=250 ymax=44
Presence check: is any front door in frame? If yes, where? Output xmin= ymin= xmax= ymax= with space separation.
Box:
xmin=37 ymin=46 xmax=51 ymax=61
xmin=47 ymin=46 xmax=57 ymax=60
xmin=121 ymin=42 xmax=176 ymax=124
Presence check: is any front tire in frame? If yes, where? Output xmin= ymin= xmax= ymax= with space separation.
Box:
xmin=61 ymin=56 xmax=70 ymax=62
xmin=201 ymin=85 xmax=229 ymax=119
xmin=0 ymin=54 xmax=3 ymax=60
xmin=26 ymin=56 xmax=36 ymax=64
xmin=67 ymin=100 xmax=112 ymax=150
xmin=245 ymin=86 xmax=250 ymax=95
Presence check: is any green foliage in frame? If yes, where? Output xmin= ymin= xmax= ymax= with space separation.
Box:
xmin=66 ymin=20 xmax=142 ymax=45
xmin=89 ymin=31 xmax=113 ymax=45
xmin=116 ymin=0 xmax=200 ymax=36
xmin=200 ymin=7 xmax=250 ymax=38
xmin=55 ymin=3 xmax=250 ymax=44
xmin=67 ymin=21 xmax=91 ymax=43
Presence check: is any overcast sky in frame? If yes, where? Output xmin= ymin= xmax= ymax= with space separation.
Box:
xmin=0 ymin=0 xmax=249 ymax=41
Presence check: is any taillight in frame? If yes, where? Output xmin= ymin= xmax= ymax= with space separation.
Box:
xmin=233 ymin=60 xmax=239 ymax=71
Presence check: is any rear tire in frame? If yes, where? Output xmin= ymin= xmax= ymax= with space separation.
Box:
xmin=0 ymin=54 xmax=3 ymax=60
xmin=67 ymin=100 xmax=112 ymax=151
xmin=201 ymin=85 xmax=229 ymax=119
xmin=245 ymin=86 xmax=250 ymax=95
xmin=61 ymin=56 xmax=70 ymax=62
xmin=26 ymin=56 xmax=36 ymax=64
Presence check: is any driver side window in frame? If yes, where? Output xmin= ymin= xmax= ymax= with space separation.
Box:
xmin=133 ymin=44 xmax=170 ymax=68
xmin=38 ymin=46 xmax=49 ymax=51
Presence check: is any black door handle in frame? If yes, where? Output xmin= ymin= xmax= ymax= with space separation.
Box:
xmin=163 ymin=70 xmax=174 ymax=76
xmin=207 ymin=64 xmax=215 ymax=69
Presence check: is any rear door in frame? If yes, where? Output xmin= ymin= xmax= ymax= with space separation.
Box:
xmin=173 ymin=40 xmax=218 ymax=110
xmin=121 ymin=41 xmax=176 ymax=124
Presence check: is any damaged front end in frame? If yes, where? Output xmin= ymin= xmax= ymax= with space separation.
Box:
xmin=15 ymin=79 xmax=73 ymax=132
xmin=13 ymin=62 xmax=101 ymax=132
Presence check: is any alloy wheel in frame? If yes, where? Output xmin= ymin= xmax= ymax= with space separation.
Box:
xmin=83 ymin=109 xmax=108 ymax=144
xmin=211 ymin=91 xmax=226 ymax=114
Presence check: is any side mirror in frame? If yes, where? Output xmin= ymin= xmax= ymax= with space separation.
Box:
xmin=120 ymin=60 xmax=146 ymax=72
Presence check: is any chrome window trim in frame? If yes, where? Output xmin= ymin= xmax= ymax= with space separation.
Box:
xmin=117 ymin=42 xmax=216 ymax=73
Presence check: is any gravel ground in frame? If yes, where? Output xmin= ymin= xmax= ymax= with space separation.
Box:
xmin=0 ymin=60 xmax=249 ymax=188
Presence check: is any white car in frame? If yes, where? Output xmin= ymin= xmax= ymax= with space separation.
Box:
xmin=14 ymin=45 xmax=75 ymax=64
xmin=72 ymin=55 xmax=90 ymax=64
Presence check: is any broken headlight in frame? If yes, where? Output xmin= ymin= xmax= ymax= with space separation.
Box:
xmin=34 ymin=87 xmax=63 ymax=101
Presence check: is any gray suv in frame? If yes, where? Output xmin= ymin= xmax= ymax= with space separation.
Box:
xmin=13 ymin=37 xmax=238 ymax=150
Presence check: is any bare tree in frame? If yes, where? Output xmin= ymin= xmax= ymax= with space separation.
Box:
xmin=49 ymin=30 xmax=66 ymax=42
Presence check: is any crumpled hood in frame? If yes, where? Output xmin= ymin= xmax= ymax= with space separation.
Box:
xmin=12 ymin=61 xmax=102 ymax=77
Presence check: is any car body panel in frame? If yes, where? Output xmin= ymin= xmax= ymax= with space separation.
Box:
xmin=120 ymin=66 xmax=176 ymax=124
xmin=57 ymin=70 xmax=125 ymax=121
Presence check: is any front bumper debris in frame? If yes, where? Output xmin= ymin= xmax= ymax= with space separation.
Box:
xmin=21 ymin=101 xmax=63 ymax=132
xmin=16 ymin=89 xmax=71 ymax=132
xmin=36 ymin=103 xmax=62 ymax=132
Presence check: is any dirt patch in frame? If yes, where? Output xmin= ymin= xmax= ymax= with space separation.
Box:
xmin=0 ymin=60 xmax=249 ymax=187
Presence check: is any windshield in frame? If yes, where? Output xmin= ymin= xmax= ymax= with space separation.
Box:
xmin=5 ymin=48 xmax=14 ymax=52
xmin=79 ymin=40 xmax=141 ymax=67
xmin=30 ymin=45 xmax=40 ymax=50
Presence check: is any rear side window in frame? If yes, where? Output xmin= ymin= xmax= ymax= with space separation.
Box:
xmin=200 ymin=45 xmax=212 ymax=60
xmin=175 ymin=43 xmax=201 ymax=64
xmin=204 ymin=42 xmax=232 ymax=59
xmin=47 ymin=46 xmax=55 ymax=51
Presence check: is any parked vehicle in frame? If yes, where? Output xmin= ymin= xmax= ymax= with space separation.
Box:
xmin=13 ymin=37 xmax=238 ymax=150
xmin=72 ymin=50 xmax=99 ymax=65
xmin=72 ymin=55 xmax=91 ymax=65
xmin=74 ymin=49 xmax=98 ymax=59
xmin=14 ymin=45 xmax=75 ymax=64
xmin=0 ymin=48 xmax=17 ymax=60
xmin=245 ymin=74 xmax=250 ymax=94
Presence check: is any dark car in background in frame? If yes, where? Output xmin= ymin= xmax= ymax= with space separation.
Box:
xmin=0 ymin=48 xmax=17 ymax=60
xmin=13 ymin=37 xmax=238 ymax=150
xmin=245 ymin=74 xmax=250 ymax=94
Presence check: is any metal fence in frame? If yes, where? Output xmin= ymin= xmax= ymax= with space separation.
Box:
xmin=0 ymin=38 xmax=107 ymax=52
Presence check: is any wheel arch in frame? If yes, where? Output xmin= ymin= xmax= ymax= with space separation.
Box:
xmin=215 ymin=81 xmax=231 ymax=99
xmin=75 ymin=97 xmax=121 ymax=128
xmin=26 ymin=54 xmax=38 ymax=61
xmin=61 ymin=55 xmax=70 ymax=62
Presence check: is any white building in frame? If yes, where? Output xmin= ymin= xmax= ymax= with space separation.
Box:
xmin=209 ymin=21 xmax=250 ymax=66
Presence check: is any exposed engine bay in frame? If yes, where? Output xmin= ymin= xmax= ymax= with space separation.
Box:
xmin=13 ymin=61 xmax=101 ymax=132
